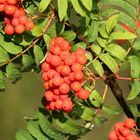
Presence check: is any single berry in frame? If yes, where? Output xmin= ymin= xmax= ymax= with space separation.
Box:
xmin=5 ymin=5 xmax=16 ymax=15
xmin=19 ymin=15 xmax=28 ymax=25
xmin=49 ymin=101 xmax=55 ymax=110
xmin=41 ymin=62 xmax=51 ymax=72
xmin=119 ymin=127 xmax=130 ymax=137
xmin=4 ymin=24 xmax=14 ymax=35
xmin=44 ymin=91 xmax=54 ymax=101
xmin=62 ymin=99 xmax=73 ymax=112
xmin=108 ymin=131 xmax=118 ymax=140
xmin=76 ymin=55 xmax=87 ymax=65
xmin=50 ymin=55 xmax=61 ymax=67
xmin=68 ymin=72 xmax=75 ymax=81
xmin=59 ymin=83 xmax=70 ymax=94
xmin=71 ymin=81 xmax=81 ymax=92
xmin=52 ymin=76 xmax=64 ymax=86
xmin=0 ymin=0 xmax=5 ymax=3
xmin=59 ymin=95 xmax=68 ymax=101
xmin=53 ymin=88 xmax=60 ymax=95
xmin=0 ymin=4 xmax=4 ymax=12
xmin=55 ymin=99 xmax=62 ymax=110
xmin=75 ymin=48 xmax=85 ymax=56
xmin=74 ymin=71 xmax=84 ymax=81
xmin=11 ymin=17 xmax=19 ymax=26
xmin=60 ymin=65 xmax=71 ymax=76
xmin=50 ymin=45 xmax=61 ymax=55
xmin=126 ymin=134 xmax=138 ymax=140
xmin=25 ymin=21 xmax=34 ymax=30
xmin=42 ymin=72 xmax=49 ymax=81
xmin=64 ymin=76 xmax=71 ymax=84
xmin=124 ymin=118 xmax=135 ymax=129
xmin=71 ymin=63 xmax=82 ymax=72
xmin=6 ymin=0 xmax=17 ymax=5
xmin=15 ymin=24 xmax=25 ymax=34
xmin=64 ymin=55 xmax=76 ymax=65
xmin=60 ymin=51 xmax=70 ymax=61
xmin=47 ymin=70 xmax=59 ymax=79
xmin=114 ymin=122 xmax=124 ymax=131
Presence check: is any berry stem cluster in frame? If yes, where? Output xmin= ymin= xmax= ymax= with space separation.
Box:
xmin=109 ymin=118 xmax=140 ymax=140
xmin=0 ymin=0 xmax=34 ymax=35
xmin=41 ymin=37 xmax=90 ymax=112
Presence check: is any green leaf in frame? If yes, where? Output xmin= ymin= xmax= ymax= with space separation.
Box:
xmin=89 ymin=90 xmax=103 ymax=108
xmin=97 ymin=37 xmax=107 ymax=48
xmin=110 ymin=31 xmax=137 ymax=40
xmin=86 ymin=51 xmax=93 ymax=61
xmin=61 ymin=30 xmax=76 ymax=42
xmin=90 ymin=44 xmax=101 ymax=55
xmin=34 ymin=45 xmax=44 ymax=65
xmin=39 ymin=0 xmax=51 ymax=12
xmin=58 ymin=0 xmax=68 ymax=21
xmin=95 ymin=115 xmax=107 ymax=127
xmin=106 ymin=43 xmax=127 ymax=61
xmin=52 ymin=112 xmax=80 ymax=135
xmin=102 ymin=105 xmax=121 ymax=115
xmin=0 ymin=47 xmax=10 ymax=63
xmin=22 ymin=54 xmax=34 ymax=69
xmin=80 ymin=0 xmax=92 ymax=11
xmin=133 ymin=40 xmax=140 ymax=50
xmin=127 ymin=81 xmax=140 ymax=100
xmin=99 ymin=24 xmax=108 ymax=38
xmin=106 ymin=14 xmax=119 ymax=33
xmin=37 ymin=111 xmax=65 ymax=140
xmin=0 ymin=70 xmax=5 ymax=91
xmin=87 ymin=21 xmax=99 ymax=42
xmin=81 ymin=107 xmax=95 ymax=121
xmin=92 ymin=59 xmax=104 ymax=77
xmin=129 ymin=104 xmax=139 ymax=116
xmin=71 ymin=42 xmax=86 ymax=51
xmin=16 ymin=129 xmax=34 ymax=140
xmin=27 ymin=121 xmax=48 ymax=140
xmin=6 ymin=63 xmax=22 ymax=83
xmin=99 ymin=53 xmax=119 ymax=73
xmin=128 ymin=55 xmax=140 ymax=78
xmin=0 ymin=34 xmax=22 ymax=54
xmin=43 ymin=34 xmax=51 ymax=50
xmin=71 ymin=0 xmax=86 ymax=16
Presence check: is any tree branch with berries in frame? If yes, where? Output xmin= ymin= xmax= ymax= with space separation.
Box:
xmin=0 ymin=0 xmax=140 ymax=140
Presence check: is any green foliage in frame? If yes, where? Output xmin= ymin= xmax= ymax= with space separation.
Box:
xmin=0 ymin=0 xmax=140 ymax=139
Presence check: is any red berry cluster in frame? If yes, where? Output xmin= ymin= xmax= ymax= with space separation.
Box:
xmin=109 ymin=118 xmax=140 ymax=140
xmin=41 ymin=37 xmax=90 ymax=113
xmin=0 ymin=0 xmax=34 ymax=35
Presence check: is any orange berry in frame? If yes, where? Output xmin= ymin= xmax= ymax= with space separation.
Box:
xmin=15 ymin=24 xmax=25 ymax=34
xmin=71 ymin=81 xmax=81 ymax=92
xmin=59 ymin=83 xmax=70 ymax=94
xmin=4 ymin=24 xmax=14 ymax=35
xmin=5 ymin=5 xmax=16 ymax=15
